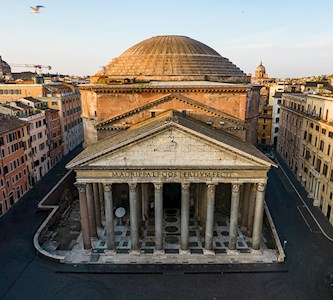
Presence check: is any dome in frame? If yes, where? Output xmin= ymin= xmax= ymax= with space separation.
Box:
xmin=99 ymin=35 xmax=249 ymax=83
xmin=256 ymin=61 xmax=266 ymax=73
xmin=254 ymin=61 xmax=268 ymax=79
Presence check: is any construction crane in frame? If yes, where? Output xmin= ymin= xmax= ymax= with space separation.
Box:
xmin=9 ymin=63 xmax=52 ymax=74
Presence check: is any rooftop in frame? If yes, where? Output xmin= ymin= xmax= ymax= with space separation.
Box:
xmin=0 ymin=113 xmax=27 ymax=135
xmin=21 ymin=96 xmax=43 ymax=104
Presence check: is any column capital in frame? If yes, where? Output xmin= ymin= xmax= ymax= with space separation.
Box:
xmin=154 ymin=183 xmax=163 ymax=191
xmin=206 ymin=183 xmax=217 ymax=193
xmin=128 ymin=182 xmax=137 ymax=192
xmin=74 ymin=182 xmax=86 ymax=193
xmin=103 ymin=183 xmax=112 ymax=192
xmin=257 ymin=182 xmax=266 ymax=192
xmin=181 ymin=183 xmax=190 ymax=191
xmin=232 ymin=183 xmax=241 ymax=193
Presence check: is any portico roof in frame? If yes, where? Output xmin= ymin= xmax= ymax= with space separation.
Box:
xmin=67 ymin=111 xmax=275 ymax=169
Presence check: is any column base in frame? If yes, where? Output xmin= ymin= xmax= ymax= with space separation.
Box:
xmin=250 ymin=248 xmax=263 ymax=255
xmin=313 ymin=199 xmax=320 ymax=207
xmin=179 ymin=249 xmax=191 ymax=255
xmin=129 ymin=250 xmax=141 ymax=255
xmin=227 ymin=249 xmax=239 ymax=255
xmin=154 ymin=249 xmax=165 ymax=255
xmin=105 ymin=249 xmax=116 ymax=255
xmin=203 ymin=248 xmax=215 ymax=255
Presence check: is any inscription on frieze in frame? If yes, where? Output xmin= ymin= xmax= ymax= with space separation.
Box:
xmin=107 ymin=170 xmax=235 ymax=179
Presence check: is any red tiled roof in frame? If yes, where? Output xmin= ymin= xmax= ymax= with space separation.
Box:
xmin=0 ymin=113 xmax=28 ymax=135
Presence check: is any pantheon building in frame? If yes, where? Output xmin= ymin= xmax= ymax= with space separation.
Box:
xmin=67 ymin=35 xmax=276 ymax=259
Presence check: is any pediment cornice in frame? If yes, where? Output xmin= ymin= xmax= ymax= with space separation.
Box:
xmin=67 ymin=117 xmax=275 ymax=170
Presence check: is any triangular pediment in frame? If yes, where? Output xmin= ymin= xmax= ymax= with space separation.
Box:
xmin=67 ymin=115 xmax=274 ymax=169
xmin=88 ymin=127 xmax=263 ymax=168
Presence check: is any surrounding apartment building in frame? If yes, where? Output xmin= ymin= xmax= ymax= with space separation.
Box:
xmin=271 ymin=92 xmax=282 ymax=147
xmin=0 ymin=84 xmax=45 ymax=101
xmin=19 ymin=109 xmax=50 ymax=183
xmin=0 ymin=82 xmax=83 ymax=156
xmin=258 ymin=104 xmax=273 ymax=146
xmin=278 ymin=93 xmax=333 ymax=224
xmin=38 ymin=83 xmax=83 ymax=155
xmin=19 ymin=97 xmax=63 ymax=167
xmin=44 ymin=108 xmax=63 ymax=167
xmin=0 ymin=98 xmax=51 ymax=183
xmin=0 ymin=113 xmax=31 ymax=216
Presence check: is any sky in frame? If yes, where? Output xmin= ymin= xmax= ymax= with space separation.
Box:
xmin=1 ymin=0 xmax=333 ymax=78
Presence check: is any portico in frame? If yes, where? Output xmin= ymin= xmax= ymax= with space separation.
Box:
xmin=67 ymin=112 xmax=274 ymax=257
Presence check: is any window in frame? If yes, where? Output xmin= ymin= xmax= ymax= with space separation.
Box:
xmin=322 ymin=129 xmax=326 ymax=135
xmin=320 ymin=140 xmax=324 ymax=151
xmin=150 ymin=111 xmax=156 ymax=118
xmin=315 ymin=125 xmax=319 ymax=131
xmin=304 ymin=131 xmax=307 ymax=140
xmin=323 ymin=164 xmax=328 ymax=176
xmin=316 ymin=159 xmax=322 ymax=172
xmin=275 ymin=127 xmax=279 ymax=133
xmin=276 ymin=117 xmax=280 ymax=123
xmin=329 ymin=132 xmax=333 ymax=138
xmin=308 ymin=133 xmax=312 ymax=143
xmin=310 ymin=123 xmax=314 ymax=128
xmin=328 ymin=144 xmax=331 ymax=156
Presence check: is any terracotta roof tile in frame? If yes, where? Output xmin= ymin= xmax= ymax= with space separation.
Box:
xmin=0 ymin=113 xmax=28 ymax=135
